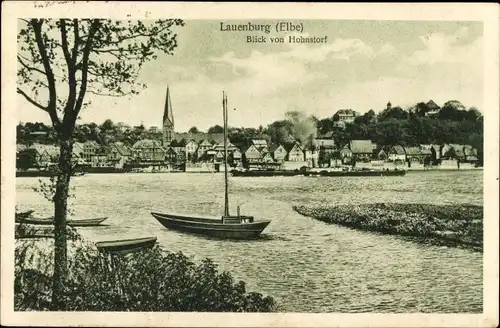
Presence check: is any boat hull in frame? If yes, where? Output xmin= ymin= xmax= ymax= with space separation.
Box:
xmin=16 ymin=217 xmax=108 ymax=227
xmin=151 ymin=212 xmax=271 ymax=239
xmin=15 ymin=210 xmax=34 ymax=220
xmin=304 ymin=170 xmax=406 ymax=177
xmin=231 ymin=170 xmax=301 ymax=177
xmin=95 ymin=237 xmax=157 ymax=254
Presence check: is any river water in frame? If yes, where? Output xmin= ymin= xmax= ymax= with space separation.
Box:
xmin=15 ymin=170 xmax=483 ymax=313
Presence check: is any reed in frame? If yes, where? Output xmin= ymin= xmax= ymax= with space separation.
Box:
xmin=293 ymin=203 xmax=483 ymax=251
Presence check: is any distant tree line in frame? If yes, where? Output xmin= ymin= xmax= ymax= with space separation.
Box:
xmin=17 ymin=99 xmax=483 ymax=161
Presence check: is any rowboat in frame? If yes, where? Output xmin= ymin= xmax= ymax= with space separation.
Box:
xmin=17 ymin=217 xmax=108 ymax=227
xmin=151 ymin=90 xmax=271 ymax=239
xmin=95 ymin=237 xmax=157 ymax=254
xmin=15 ymin=210 xmax=34 ymax=220
xmin=151 ymin=212 xmax=271 ymax=239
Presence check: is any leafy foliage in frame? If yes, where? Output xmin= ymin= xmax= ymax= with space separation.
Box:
xmin=14 ymin=240 xmax=277 ymax=312
xmin=17 ymin=18 xmax=185 ymax=309
xmin=16 ymin=149 xmax=39 ymax=170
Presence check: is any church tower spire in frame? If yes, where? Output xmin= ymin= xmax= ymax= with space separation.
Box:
xmin=162 ymin=86 xmax=175 ymax=146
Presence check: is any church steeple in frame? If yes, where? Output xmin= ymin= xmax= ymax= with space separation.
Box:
xmin=163 ymin=86 xmax=174 ymax=126
xmin=162 ymin=86 xmax=175 ymax=146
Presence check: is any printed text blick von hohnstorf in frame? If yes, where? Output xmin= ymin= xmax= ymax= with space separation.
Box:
xmin=219 ymin=22 xmax=328 ymax=44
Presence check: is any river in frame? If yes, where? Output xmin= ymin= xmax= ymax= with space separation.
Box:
xmin=15 ymin=170 xmax=483 ymax=313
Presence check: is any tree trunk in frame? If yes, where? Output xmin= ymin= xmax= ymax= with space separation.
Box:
xmin=50 ymin=137 xmax=73 ymax=310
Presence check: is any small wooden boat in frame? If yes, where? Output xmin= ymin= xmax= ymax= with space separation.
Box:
xmin=17 ymin=217 xmax=108 ymax=227
xmin=95 ymin=237 xmax=157 ymax=254
xmin=152 ymin=91 xmax=272 ymax=239
xmin=151 ymin=212 xmax=271 ymax=239
xmin=15 ymin=210 xmax=34 ymax=220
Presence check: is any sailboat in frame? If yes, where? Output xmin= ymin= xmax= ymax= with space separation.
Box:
xmin=151 ymin=92 xmax=271 ymax=239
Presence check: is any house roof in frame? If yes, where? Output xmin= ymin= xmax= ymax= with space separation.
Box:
xmin=349 ymin=140 xmax=373 ymax=154
xmin=132 ymin=139 xmax=163 ymax=149
xmin=420 ymin=148 xmax=432 ymax=155
xmin=16 ymin=144 xmax=28 ymax=152
xmin=111 ymin=142 xmax=132 ymax=156
xmin=390 ymin=145 xmax=406 ymax=155
xmin=243 ymin=145 xmax=261 ymax=159
xmin=405 ymin=147 xmax=423 ymax=156
xmin=174 ymin=132 xmax=225 ymax=145
xmin=426 ymin=100 xmax=440 ymax=110
xmin=336 ymin=109 xmax=357 ymax=116
xmin=449 ymin=144 xmax=467 ymax=157
xmin=283 ymin=142 xmax=301 ymax=153
xmin=213 ymin=141 xmax=238 ymax=152
xmin=464 ymin=146 xmax=477 ymax=156
xmin=251 ymin=139 xmax=268 ymax=147
xmin=31 ymin=143 xmax=59 ymax=157
xmin=83 ymin=140 xmax=99 ymax=147
xmin=198 ymin=139 xmax=212 ymax=147
xmin=317 ymin=131 xmax=334 ymax=139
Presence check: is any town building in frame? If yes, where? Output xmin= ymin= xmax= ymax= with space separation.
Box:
xmin=284 ymin=142 xmax=305 ymax=162
xmin=82 ymin=141 xmax=100 ymax=163
xmin=341 ymin=140 xmax=374 ymax=162
xmin=314 ymin=132 xmax=336 ymax=150
xmin=242 ymin=144 xmax=262 ymax=168
xmin=107 ymin=142 xmax=132 ymax=168
xmin=334 ymin=109 xmax=358 ymax=124
xmin=425 ymin=100 xmax=440 ymax=116
xmin=132 ymin=139 xmax=166 ymax=164
xmin=269 ymin=144 xmax=287 ymax=162
xmin=388 ymin=145 xmax=406 ymax=162
xmin=404 ymin=146 xmax=426 ymax=163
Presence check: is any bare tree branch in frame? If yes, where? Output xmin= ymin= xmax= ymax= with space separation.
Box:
xmin=60 ymin=19 xmax=78 ymax=122
xmin=17 ymin=55 xmax=46 ymax=75
xmin=17 ymin=87 xmax=47 ymax=111
xmin=87 ymin=90 xmax=134 ymax=97
xmin=71 ymin=19 xmax=100 ymax=127
xmin=31 ymin=19 xmax=60 ymax=126
xmin=71 ymin=19 xmax=79 ymax=63
xmin=60 ymin=19 xmax=72 ymax=65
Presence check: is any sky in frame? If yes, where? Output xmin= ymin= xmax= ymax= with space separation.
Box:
xmin=17 ymin=20 xmax=484 ymax=132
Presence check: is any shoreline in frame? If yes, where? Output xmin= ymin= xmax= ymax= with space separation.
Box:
xmin=15 ymin=167 xmax=483 ymax=177
xmin=293 ymin=203 xmax=483 ymax=252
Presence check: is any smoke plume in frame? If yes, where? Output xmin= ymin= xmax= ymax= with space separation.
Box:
xmin=285 ymin=111 xmax=317 ymax=149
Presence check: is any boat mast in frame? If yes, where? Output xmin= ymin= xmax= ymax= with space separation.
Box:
xmin=223 ymin=91 xmax=229 ymax=217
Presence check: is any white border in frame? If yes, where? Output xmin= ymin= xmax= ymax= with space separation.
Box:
xmin=2 ymin=2 xmax=499 ymax=327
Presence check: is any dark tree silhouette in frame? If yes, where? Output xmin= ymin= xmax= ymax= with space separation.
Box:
xmin=17 ymin=18 xmax=184 ymax=309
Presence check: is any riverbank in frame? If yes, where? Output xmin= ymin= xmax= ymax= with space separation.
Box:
xmin=293 ymin=203 xmax=483 ymax=252
xmin=15 ymin=237 xmax=277 ymax=311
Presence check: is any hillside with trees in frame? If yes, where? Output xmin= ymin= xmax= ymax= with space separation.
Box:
xmin=17 ymin=99 xmax=483 ymax=163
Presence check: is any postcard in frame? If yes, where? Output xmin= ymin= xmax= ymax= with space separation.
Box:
xmin=1 ymin=1 xmax=499 ymax=327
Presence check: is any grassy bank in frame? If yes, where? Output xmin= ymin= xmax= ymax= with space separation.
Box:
xmin=293 ymin=203 xmax=483 ymax=251
xmin=15 ymin=235 xmax=277 ymax=312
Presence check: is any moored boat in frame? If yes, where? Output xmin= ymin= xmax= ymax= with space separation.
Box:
xmin=151 ymin=212 xmax=271 ymax=239
xmin=231 ymin=169 xmax=302 ymax=177
xmin=151 ymin=91 xmax=272 ymax=239
xmin=304 ymin=169 xmax=406 ymax=177
xmin=15 ymin=210 xmax=35 ymax=220
xmin=95 ymin=237 xmax=157 ymax=254
xmin=17 ymin=217 xmax=108 ymax=227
